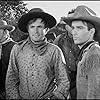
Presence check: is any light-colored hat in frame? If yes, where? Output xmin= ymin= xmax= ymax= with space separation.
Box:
xmin=18 ymin=8 xmax=57 ymax=33
xmin=0 ymin=20 xmax=15 ymax=32
xmin=63 ymin=5 xmax=100 ymax=41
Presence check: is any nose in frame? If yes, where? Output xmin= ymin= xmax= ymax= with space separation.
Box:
xmin=34 ymin=27 xmax=38 ymax=33
xmin=71 ymin=29 xmax=77 ymax=36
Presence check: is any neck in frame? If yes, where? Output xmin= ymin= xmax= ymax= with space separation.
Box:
xmin=28 ymin=37 xmax=47 ymax=55
xmin=78 ymin=39 xmax=94 ymax=49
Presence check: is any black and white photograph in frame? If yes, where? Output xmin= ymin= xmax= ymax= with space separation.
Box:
xmin=0 ymin=1 xmax=100 ymax=99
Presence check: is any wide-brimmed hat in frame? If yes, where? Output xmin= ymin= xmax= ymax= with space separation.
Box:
xmin=63 ymin=5 xmax=100 ymax=41
xmin=0 ymin=20 xmax=15 ymax=32
xmin=18 ymin=8 xmax=57 ymax=33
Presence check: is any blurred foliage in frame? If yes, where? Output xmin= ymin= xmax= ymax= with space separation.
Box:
xmin=0 ymin=0 xmax=29 ymax=42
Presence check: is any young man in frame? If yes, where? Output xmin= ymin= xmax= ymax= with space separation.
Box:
xmin=5 ymin=8 xmax=70 ymax=99
xmin=64 ymin=5 xmax=100 ymax=99
xmin=0 ymin=20 xmax=15 ymax=99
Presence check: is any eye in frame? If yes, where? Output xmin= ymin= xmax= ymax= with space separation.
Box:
xmin=37 ymin=25 xmax=44 ymax=29
xmin=77 ymin=26 xmax=83 ymax=29
xmin=38 ymin=26 xmax=42 ymax=28
xmin=30 ymin=26 xmax=35 ymax=28
xmin=71 ymin=26 xmax=74 ymax=29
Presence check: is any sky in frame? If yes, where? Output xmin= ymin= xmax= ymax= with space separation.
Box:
xmin=24 ymin=1 xmax=100 ymax=23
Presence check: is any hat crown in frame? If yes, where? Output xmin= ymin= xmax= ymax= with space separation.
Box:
xmin=29 ymin=8 xmax=44 ymax=13
xmin=0 ymin=20 xmax=7 ymax=26
xmin=72 ymin=5 xmax=97 ymax=18
xmin=18 ymin=8 xmax=57 ymax=33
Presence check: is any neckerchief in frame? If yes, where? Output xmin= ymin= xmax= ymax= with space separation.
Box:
xmin=28 ymin=37 xmax=48 ymax=55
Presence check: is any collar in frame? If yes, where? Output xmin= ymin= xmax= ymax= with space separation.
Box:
xmin=1 ymin=37 xmax=12 ymax=45
xmin=83 ymin=41 xmax=98 ymax=54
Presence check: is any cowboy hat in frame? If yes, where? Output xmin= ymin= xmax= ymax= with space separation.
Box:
xmin=63 ymin=5 xmax=100 ymax=41
xmin=0 ymin=20 xmax=15 ymax=32
xmin=18 ymin=8 xmax=57 ymax=33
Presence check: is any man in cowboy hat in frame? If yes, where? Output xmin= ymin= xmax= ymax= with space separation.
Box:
xmin=54 ymin=9 xmax=79 ymax=99
xmin=64 ymin=5 xmax=100 ymax=99
xmin=0 ymin=19 xmax=15 ymax=99
xmin=5 ymin=8 xmax=70 ymax=99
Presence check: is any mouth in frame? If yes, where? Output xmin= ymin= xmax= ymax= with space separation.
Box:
xmin=73 ymin=37 xmax=79 ymax=41
xmin=33 ymin=34 xmax=40 ymax=37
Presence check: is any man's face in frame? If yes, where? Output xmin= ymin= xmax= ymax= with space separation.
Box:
xmin=27 ymin=18 xmax=45 ymax=42
xmin=71 ymin=20 xmax=91 ymax=45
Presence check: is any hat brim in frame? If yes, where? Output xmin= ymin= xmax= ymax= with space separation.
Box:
xmin=45 ymin=32 xmax=56 ymax=40
xmin=0 ymin=25 xmax=15 ymax=32
xmin=63 ymin=16 xmax=100 ymax=41
xmin=18 ymin=12 xmax=57 ymax=33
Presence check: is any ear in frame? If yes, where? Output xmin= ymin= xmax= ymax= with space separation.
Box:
xmin=44 ymin=28 xmax=49 ymax=35
xmin=90 ymin=28 xmax=95 ymax=36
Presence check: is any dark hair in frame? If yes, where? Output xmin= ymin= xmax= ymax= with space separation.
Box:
xmin=72 ymin=19 xmax=95 ymax=30
xmin=85 ymin=21 xmax=97 ymax=41
xmin=82 ymin=20 xmax=95 ymax=30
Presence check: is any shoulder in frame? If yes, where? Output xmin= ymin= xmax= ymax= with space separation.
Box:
xmin=11 ymin=39 xmax=28 ymax=55
xmin=48 ymin=42 xmax=61 ymax=50
xmin=47 ymin=43 xmax=66 ymax=63
xmin=3 ymin=40 xmax=15 ymax=47
xmin=86 ymin=44 xmax=100 ymax=73
xmin=79 ymin=43 xmax=100 ymax=75
xmin=88 ymin=42 xmax=100 ymax=56
xmin=47 ymin=43 xmax=64 ymax=57
xmin=84 ymin=43 xmax=100 ymax=64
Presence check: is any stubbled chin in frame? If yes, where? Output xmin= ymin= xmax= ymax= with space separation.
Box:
xmin=33 ymin=35 xmax=40 ymax=38
xmin=33 ymin=37 xmax=44 ymax=41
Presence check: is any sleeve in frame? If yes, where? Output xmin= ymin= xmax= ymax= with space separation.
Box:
xmin=52 ymin=47 xmax=70 ymax=99
xmin=86 ymin=54 xmax=100 ymax=99
xmin=5 ymin=44 xmax=21 ymax=99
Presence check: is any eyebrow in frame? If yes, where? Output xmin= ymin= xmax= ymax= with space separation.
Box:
xmin=71 ymin=25 xmax=85 ymax=29
xmin=76 ymin=26 xmax=84 ymax=28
